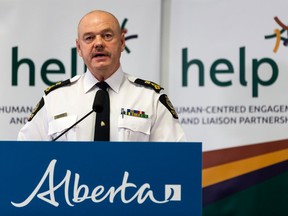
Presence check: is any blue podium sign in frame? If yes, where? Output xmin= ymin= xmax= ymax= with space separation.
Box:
xmin=0 ymin=141 xmax=202 ymax=216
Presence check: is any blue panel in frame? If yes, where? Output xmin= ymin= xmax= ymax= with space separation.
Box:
xmin=0 ymin=141 xmax=202 ymax=216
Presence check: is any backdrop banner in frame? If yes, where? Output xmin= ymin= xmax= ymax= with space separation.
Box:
xmin=169 ymin=0 xmax=288 ymax=215
xmin=0 ymin=0 xmax=161 ymax=140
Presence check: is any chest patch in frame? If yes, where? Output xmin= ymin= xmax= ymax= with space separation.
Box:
xmin=159 ymin=94 xmax=178 ymax=119
xmin=28 ymin=97 xmax=44 ymax=121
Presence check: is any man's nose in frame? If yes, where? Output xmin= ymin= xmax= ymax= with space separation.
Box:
xmin=94 ymin=35 xmax=104 ymax=48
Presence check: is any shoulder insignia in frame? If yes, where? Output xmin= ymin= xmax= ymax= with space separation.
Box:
xmin=28 ymin=97 xmax=44 ymax=121
xmin=159 ymin=94 xmax=178 ymax=119
xmin=44 ymin=79 xmax=71 ymax=95
xmin=134 ymin=78 xmax=164 ymax=93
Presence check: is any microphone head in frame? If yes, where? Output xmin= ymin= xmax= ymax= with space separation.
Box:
xmin=92 ymin=90 xmax=105 ymax=113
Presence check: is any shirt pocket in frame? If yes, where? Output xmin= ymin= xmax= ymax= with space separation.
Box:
xmin=118 ymin=115 xmax=151 ymax=141
xmin=48 ymin=114 xmax=78 ymax=141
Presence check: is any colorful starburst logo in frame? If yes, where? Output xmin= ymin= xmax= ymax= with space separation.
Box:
xmin=265 ymin=16 xmax=288 ymax=53
xmin=121 ymin=18 xmax=138 ymax=54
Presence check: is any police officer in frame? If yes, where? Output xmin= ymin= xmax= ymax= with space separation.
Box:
xmin=18 ymin=10 xmax=186 ymax=142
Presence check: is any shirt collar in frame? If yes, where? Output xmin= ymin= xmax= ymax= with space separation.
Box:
xmin=105 ymin=66 xmax=124 ymax=93
xmin=83 ymin=66 xmax=124 ymax=94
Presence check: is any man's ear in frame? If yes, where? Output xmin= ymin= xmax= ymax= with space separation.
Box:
xmin=76 ymin=39 xmax=83 ymax=57
xmin=120 ymin=33 xmax=126 ymax=52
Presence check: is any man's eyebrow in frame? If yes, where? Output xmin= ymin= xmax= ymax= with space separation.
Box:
xmin=83 ymin=32 xmax=94 ymax=37
xmin=100 ymin=28 xmax=114 ymax=33
xmin=80 ymin=28 xmax=116 ymax=39
xmin=83 ymin=28 xmax=114 ymax=35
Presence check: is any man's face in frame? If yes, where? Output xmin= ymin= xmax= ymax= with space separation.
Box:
xmin=76 ymin=12 xmax=125 ymax=79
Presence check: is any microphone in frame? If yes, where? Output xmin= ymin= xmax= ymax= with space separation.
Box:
xmin=52 ymin=90 xmax=105 ymax=141
xmin=93 ymin=90 xmax=105 ymax=113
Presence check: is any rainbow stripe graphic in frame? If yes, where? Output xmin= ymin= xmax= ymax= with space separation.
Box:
xmin=203 ymin=140 xmax=288 ymax=215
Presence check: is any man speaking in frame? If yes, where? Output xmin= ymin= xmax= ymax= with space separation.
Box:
xmin=18 ymin=10 xmax=186 ymax=142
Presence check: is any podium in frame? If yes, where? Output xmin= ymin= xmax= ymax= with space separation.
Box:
xmin=0 ymin=141 xmax=202 ymax=215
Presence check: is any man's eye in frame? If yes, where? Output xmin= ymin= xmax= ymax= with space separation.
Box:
xmin=103 ymin=33 xmax=113 ymax=41
xmin=84 ymin=35 xmax=94 ymax=42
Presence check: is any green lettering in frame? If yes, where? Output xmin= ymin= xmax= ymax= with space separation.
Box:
xmin=41 ymin=59 xmax=65 ymax=86
xmin=210 ymin=59 xmax=233 ymax=86
xmin=252 ymin=58 xmax=278 ymax=97
xmin=239 ymin=47 xmax=247 ymax=86
xmin=12 ymin=47 xmax=35 ymax=86
xmin=182 ymin=48 xmax=204 ymax=86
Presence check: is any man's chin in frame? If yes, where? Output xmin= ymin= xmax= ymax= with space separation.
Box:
xmin=90 ymin=64 xmax=111 ymax=73
xmin=91 ymin=60 xmax=108 ymax=67
xmin=96 ymin=64 xmax=109 ymax=69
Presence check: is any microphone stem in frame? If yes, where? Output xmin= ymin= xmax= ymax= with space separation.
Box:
xmin=52 ymin=110 xmax=94 ymax=141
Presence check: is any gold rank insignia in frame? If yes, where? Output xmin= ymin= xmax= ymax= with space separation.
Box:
xmin=159 ymin=94 xmax=178 ymax=119
xmin=44 ymin=79 xmax=71 ymax=95
xmin=134 ymin=78 xmax=164 ymax=93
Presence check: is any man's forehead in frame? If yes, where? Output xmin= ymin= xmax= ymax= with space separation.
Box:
xmin=79 ymin=11 xmax=118 ymax=27
xmin=79 ymin=23 xmax=115 ymax=36
xmin=78 ymin=14 xmax=120 ymax=35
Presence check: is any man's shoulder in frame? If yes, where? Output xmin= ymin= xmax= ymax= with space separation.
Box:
xmin=126 ymin=75 xmax=164 ymax=93
xmin=44 ymin=75 xmax=81 ymax=95
xmin=125 ymin=74 xmax=178 ymax=119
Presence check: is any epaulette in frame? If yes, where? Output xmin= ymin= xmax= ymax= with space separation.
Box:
xmin=134 ymin=78 xmax=164 ymax=93
xmin=159 ymin=94 xmax=178 ymax=119
xmin=44 ymin=79 xmax=71 ymax=95
xmin=28 ymin=97 xmax=44 ymax=121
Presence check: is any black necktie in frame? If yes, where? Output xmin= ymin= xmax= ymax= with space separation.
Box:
xmin=94 ymin=82 xmax=110 ymax=141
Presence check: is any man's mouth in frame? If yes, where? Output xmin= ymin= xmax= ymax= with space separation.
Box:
xmin=92 ymin=53 xmax=109 ymax=58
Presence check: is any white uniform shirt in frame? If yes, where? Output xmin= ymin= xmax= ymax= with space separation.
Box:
xmin=18 ymin=67 xmax=186 ymax=142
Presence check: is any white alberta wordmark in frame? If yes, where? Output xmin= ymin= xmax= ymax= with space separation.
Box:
xmin=11 ymin=159 xmax=181 ymax=207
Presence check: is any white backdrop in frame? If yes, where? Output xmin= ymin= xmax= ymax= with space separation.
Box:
xmin=2 ymin=0 xmax=288 ymax=151
xmin=169 ymin=0 xmax=288 ymax=151
xmin=0 ymin=0 xmax=161 ymax=139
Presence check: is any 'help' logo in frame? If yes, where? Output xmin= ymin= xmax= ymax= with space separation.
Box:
xmin=165 ymin=184 xmax=181 ymax=201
